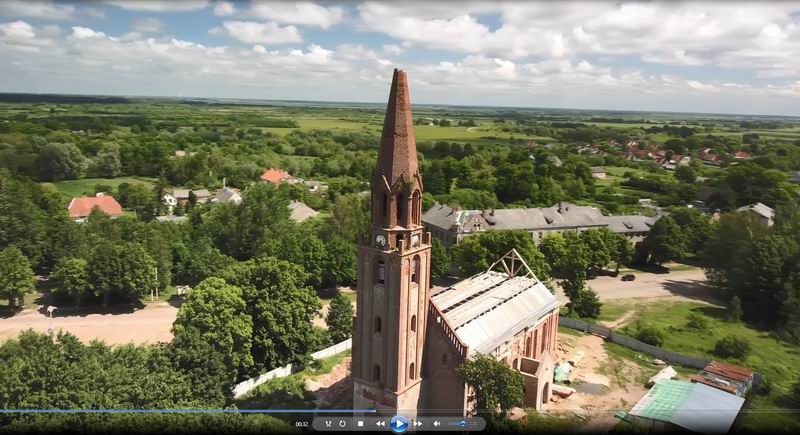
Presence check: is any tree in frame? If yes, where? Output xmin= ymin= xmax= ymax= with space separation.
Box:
xmin=539 ymin=234 xmax=569 ymax=274
xmin=430 ymin=238 xmax=450 ymax=278
xmin=574 ymin=287 xmax=602 ymax=319
xmin=635 ymin=323 xmax=665 ymax=347
xmin=172 ymin=277 xmax=254 ymax=381
xmin=219 ymin=256 xmax=321 ymax=373
xmin=456 ymin=354 xmax=523 ymax=417
xmin=0 ymin=247 xmax=35 ymax=309
xmin=674 ymin=165 xmax=696 ymax=183
xmin=641 ymin=216 xmax=686 ymax=265
xmin=36 ymin=143 xmax=85 ymax=181
xmin=579 ymin=229 xmax=612 ymax=272
xmin=451 ymin=230 xmax=550 ymax=280
xmin=322 ymin=236 xmax=357 ymax=287
xmin=51 ymin=258 xmax=89 ymax=307
xmin=326 ymin=193 xmax=370 ymax=245
xmin=93 ymin=145 xmax=122 ymax=178
xmin=87 ymin=242 xmax=158 ymax=306
xmin=326 ymin=292 xmax=353 ymax=343
xmin=667 ymin=207 xmax=712 ymax=255
xmin=728 ymin=295 xmax=742 ymax=323
xmin=714 ymin=335 xmax=751 ymax=359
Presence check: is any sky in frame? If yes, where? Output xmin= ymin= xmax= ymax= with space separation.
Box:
xmin=2 ymin=1 xmax=800 ymax=116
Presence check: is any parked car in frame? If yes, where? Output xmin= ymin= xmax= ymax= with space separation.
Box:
xmin=621 ymin=274 xmax=636 ymax=282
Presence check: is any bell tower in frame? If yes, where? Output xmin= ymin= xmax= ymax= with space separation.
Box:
xmin=352 ymin=69 xmax=431 ymax=417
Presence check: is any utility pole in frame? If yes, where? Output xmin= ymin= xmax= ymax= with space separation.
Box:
xmin=46 ymin=305 xmax=57 ymax=337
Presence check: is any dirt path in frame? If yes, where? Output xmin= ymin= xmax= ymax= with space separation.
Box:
xmin=0 ymin=303 xmax=178 ymax=345
xmin=556 ymin=269 xmax=720 ymax=305
xmin=600 ymin=310 xmax=637 ymax=329
xmin=547 ymin=333 xmax=653 ymax=431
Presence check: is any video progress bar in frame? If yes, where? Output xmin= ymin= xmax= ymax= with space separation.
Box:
xmin=313 ymin=416 xmax=486 ymax=432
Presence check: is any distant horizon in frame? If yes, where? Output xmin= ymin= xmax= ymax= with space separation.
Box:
xmin=3 ymin=90 xmax=798 ymax=120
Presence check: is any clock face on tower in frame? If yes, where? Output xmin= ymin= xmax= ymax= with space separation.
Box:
xmin=375 ymin=234 xmax=387 ymax=248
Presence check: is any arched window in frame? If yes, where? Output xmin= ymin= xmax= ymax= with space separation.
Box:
xmin=525 ymin=335 xmax=532 ymax=357
xmin=396 ymin=193 xmax=404 ymax=222
xmin=374 ymin=316 xmax=382 ymax=333
xmin=376 ymin=260 xmax=385 ymax=285
xmin=409 ymin=363 xmax=416 ymax=380
xmin=542 ymin=323 xmax=548 ymax=353
xmin=533 ymin=330 xmax=538 ymax=358
xmin=412 ymin=190 xmax=421 ymax=224
xmin=373 ymin=364 xmax=381 ymax=382
xmin=412 ymin=256 xmax=421 ymax=285
xmin=410 ymin=315 xmax=417 ymax=332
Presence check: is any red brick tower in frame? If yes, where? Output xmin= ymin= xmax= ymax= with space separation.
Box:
xmin=352 ymin=69 xmax=431 ymax=417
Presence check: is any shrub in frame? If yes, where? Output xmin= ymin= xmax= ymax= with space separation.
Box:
xmin=635 ymin=323 xmax=665 ymax=347
xmin=686 ymin=312 xmax=711 ymax=331
xmin=714 ymin=335 xmax=751 ymax=359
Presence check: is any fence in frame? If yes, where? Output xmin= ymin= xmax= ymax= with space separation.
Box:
xmin=232 ymin=338 xmax=352 ymax=399
xmin=559 ymin=316 xmax=711 ymax=370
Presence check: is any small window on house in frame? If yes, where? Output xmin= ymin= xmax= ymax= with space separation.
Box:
xmin=410 ymin=315 xmax=417 ymax=332
xmin=377 ymin=261 xmax=385 ymax=284
xmin=374 ymin=316 xmax=382 ymax=333
xmin=373 ymin=364 xmax=381 ymax=382
xmin=409 ymin=363 xmax=416 ymax=380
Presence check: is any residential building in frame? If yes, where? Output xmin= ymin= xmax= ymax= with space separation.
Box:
xmin=288 ymin=201 xmax=319 ymax=222
xmin=192 ymin=189 xmax=211 ymax=204
xmin=212 ymin=187 xmax=242 ymax=205
xmin=260 ymin=168 xmax=297 ymax=186
xmin=68 ymin=194 xmax=123 ymax=222
xmin=423 ymin=202 xmax=658 ymax=248
xmin=352 ymin=68 xmax=560 ymax=418
xmin=590 ymin=167 xmax=607 ymax=179
xmin=736 ymin=202 xmax=774 ymax=226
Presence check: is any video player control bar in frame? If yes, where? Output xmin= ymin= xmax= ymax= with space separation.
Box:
xmin=312 ymin=416 xmax=486 ymax=432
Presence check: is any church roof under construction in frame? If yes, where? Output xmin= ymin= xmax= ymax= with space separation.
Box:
xmin=429 ymin=250 xmax=560 ymax=355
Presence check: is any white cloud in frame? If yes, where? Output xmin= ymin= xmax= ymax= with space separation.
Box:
xmin=249 ymin=1 xmax=344 ymax=29
xmin=0 ymin=20 xmax=35 ymax=39
xmin=382 ymin=44 xmax=404 ymax=55
xmin=71 ymin=26 xmax=106 ymax=40
xmin=104 ymin=1 xmax=209 ymax=12
xmin=131 ymin=18 xmax=166 ymax=33
xmin=686 ymin=80 xmax=719 ymax=92
xmin=213 ymin=1 xmax=236 ymax=17
xmin=211 ymin=21 xmax=301 ymax=45
xmin=0 ymin=1 xmax=75 ymax=20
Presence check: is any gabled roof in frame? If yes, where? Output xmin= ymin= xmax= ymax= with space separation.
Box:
xmin=68 ymin=196 xmax=123 ymax=219
xmin=213 ymin=187 xmax=241 ymax=203
xmin=288 ymin=201 xmax=318 ymax=222
xmin=260 ymin=168 xmax=293 ymax=184
xmin=430 ymin=250 xmax=560 ymax=355
xmin=736 ymin=202 xmax=773 ymax=220
xmin=192 ymin=189 xmax=211 ymax=198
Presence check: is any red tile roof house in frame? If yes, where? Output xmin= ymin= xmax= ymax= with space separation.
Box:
xmin=259 ymin=168 xmax=298 ymax=186
xmin=67 ymin=195 xmax=123 ymax=223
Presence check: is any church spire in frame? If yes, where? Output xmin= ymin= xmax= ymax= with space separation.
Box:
xmin=376 ymin=68 xmax=419 ymax=187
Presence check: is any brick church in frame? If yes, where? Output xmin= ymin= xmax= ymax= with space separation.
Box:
xmin=352 ymin=69 xmax=561 ymax=417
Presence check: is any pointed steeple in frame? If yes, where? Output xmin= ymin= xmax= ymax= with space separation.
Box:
xmin=376 ymin=68 xmax=419 ymax=188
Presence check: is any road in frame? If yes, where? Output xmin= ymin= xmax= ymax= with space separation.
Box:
xmin=0 ymin=303 xmax=178 ymax=345
xmin=555 ymin=268 xmax=718 ymax=305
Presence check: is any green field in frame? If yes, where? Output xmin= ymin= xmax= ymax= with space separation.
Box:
xmin=615 ymin=301 xmax=800 ymax=432
xmin=41 ymin=177 xmax=156 ymax=199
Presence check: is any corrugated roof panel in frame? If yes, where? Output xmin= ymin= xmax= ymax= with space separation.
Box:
xmin=431 ymin=272 xmax=508 ymax=311
xmin=670 ymin=382 xmax=745 ymax=434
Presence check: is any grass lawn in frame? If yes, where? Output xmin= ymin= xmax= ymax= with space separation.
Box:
xmin=614 ymin=301 xmax=800 ymax=432
xmin=41 ymin=177 xmax=156 ymax=199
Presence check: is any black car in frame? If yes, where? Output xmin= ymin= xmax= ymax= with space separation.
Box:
xmin=621 ymin=274 xmax=636 ymax=281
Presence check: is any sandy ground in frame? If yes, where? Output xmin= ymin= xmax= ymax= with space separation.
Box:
xmin=545 ymin=332 xmax=654 ymax=432
xmin=555 ymin=269 xmax=717 ymax=304
xmin=305 ymin=357 xmax=354 ymax=409
xmin=0 ymin=302 xmax=178 ymax=345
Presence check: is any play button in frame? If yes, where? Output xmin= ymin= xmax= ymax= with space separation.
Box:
xmin=390 ymin=415 xmax=409 ymax=433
